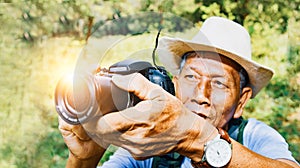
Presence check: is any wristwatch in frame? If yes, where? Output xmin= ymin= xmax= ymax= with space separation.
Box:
xmin=191 ymin=128 xmax=232 ymax=168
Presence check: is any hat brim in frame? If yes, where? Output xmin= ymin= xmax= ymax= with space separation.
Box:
xmin=157 ymin=37 xmax=274 ymax=98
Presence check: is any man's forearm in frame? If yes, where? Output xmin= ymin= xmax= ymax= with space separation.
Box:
xmin=184 ymin=130 xmax=298 ymax=168
xmin=66 ymin=150 xmax=105 ymax=168
xmin=229 ymin=140 xmax=299 ymax=168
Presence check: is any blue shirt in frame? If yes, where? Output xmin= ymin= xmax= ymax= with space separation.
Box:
xmin=100 ymin=118 xmax=298 ymax=167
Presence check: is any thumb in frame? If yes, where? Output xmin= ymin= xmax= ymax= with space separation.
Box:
xmin=112 ymin=73 xmax=163 ymax=100
xmin=58 ymin=117 xmax=90 ymax=141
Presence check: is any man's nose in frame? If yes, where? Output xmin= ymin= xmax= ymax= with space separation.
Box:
xmin=192 ymin=79 xmax=211 ymax=106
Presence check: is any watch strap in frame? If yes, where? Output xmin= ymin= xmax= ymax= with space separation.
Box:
xmin=191 ymin=127 xmax=231 ymax=168
xmin=191 ymin=159 xmax=210 ymax=168
xmin=217 ymin=127 xmax=231 ymax=144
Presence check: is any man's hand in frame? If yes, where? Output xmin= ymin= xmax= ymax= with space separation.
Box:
xmin=84 ymin=73 xmax=218 ymax=160
xmin=58 ymin=117 xmax=106 ymax=167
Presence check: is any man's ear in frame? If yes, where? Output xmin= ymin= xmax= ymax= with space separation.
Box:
xmin=172 ymin=76 xmax=178 ymax=85
xmin=172 ymin=76 xmax=181 ymax=98
xmin=233 ymin=87 xmax=252 ymax=119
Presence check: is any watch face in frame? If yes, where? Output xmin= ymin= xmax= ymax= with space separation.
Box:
xmin=206 ymin=139 xmax=232 ymax=167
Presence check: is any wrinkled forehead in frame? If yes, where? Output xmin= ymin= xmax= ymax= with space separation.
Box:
xmin=181 ymin=51 xmax=243 ymax=73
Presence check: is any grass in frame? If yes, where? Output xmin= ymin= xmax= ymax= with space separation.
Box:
xmin=0 ymin=36 xmax=83 ymax=167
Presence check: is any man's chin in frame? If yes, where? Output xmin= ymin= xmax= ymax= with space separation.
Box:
xmin=205 ymin=118 xmax=219 ymax=127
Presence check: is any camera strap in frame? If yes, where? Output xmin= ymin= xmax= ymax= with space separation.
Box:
xmin=227 ymin=116 xmax=248 ymax=145
xmin=151 ymin=152 xmax=184 ymax=168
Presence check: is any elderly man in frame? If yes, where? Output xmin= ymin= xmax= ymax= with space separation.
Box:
xmin=59 ymin=16 xmax=299 ymax=167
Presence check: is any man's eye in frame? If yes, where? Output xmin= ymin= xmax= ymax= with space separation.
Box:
xmin=212 ymin=80 xmax=227 ymax=89
xmin=185 ymin=75 xmax=197 ymax=81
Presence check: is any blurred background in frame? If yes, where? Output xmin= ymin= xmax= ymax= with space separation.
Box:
xmin=0 ymin=0 xmax=299 ymax=167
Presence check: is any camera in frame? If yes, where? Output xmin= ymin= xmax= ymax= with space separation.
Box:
xmin=55 ymin=59 xmax=175 ymax=125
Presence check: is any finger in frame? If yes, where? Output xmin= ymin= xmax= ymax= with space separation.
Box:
xmin=58 ymin=116 xmax=90 ymax=141
xmin=96 ymin=74 xmax=172 ymax=140
xmin=94 ymin=111 xmax=134 ymax=134
xmin=98 ymin=74 xmax=170 ymax=134
xmin=93 ymin=102 xmax=165 ymax=142
xmin=132 ymin=156 xmax=151 ymax=160
xmin=112 ymin=73 xmax=164 ymax=100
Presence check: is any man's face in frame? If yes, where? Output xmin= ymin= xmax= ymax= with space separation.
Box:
xmin=173 ymin=52 xmax=244 ymax=128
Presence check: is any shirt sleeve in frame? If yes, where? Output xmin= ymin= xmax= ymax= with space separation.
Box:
xmin=99 ymin=147 xmax=153 ymax=168
xmin=243 ymin=118 xmax=298 ymax=164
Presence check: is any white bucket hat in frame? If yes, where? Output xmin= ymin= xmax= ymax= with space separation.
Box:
xmin=157 ymin=16 xmax=274 ymax=98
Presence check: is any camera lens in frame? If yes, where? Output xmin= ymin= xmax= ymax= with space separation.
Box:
xmin=66 ymin=76 xmax=92 ymax=113
xmin=55 ymin=74 xmax=99 ymax=125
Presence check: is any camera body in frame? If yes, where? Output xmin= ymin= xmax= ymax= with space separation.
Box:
xmin=55 ymin=59 xmax=175 ymax=125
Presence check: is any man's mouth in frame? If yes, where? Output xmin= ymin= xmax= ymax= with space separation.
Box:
xmin=198 ymin=113 xmax=208 ymax=119
xmin=192 ymin=111 xmax=208 ymax=119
